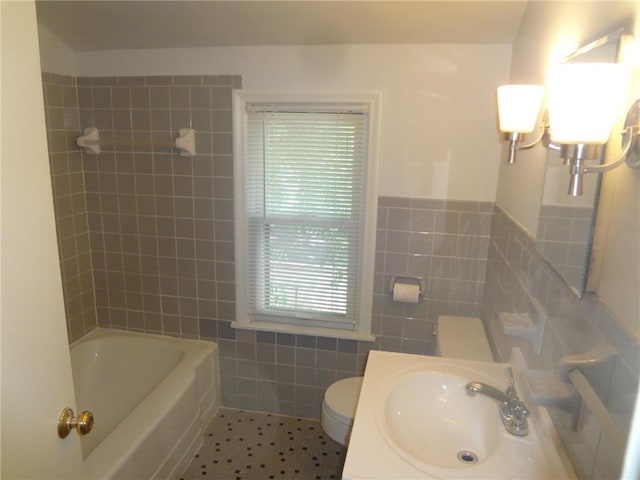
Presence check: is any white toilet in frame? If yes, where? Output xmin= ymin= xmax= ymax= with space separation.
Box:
xmin=319 ymin=315 xmax=493 ymax=446
xmin=320 ymin=376 xmax=363 ymax=446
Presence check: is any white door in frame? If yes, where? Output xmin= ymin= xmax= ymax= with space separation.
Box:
xmin=1 ymin=2 xmax=84 ymax=478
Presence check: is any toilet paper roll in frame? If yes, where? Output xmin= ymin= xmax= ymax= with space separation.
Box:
xmin=392 ymin=282 xmax=420 ymax=303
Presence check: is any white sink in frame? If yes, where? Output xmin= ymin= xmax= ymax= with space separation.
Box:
xmin=378 ymin=367 xmax=529 ymax=478
xmin=342 ymin=351 xmax=575 ymax=480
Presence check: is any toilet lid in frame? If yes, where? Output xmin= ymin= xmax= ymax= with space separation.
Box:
xmin=324 ymin=376 xmax=363 ymax=422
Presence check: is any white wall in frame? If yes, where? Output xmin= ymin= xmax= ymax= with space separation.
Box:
xmin=496 ymin=1 xmax=639 ymax=333
xmin=73 ymin=43 xmax=511 ymax=200
xmin=37 ymin=22 xmax=77 ymax=76
xmin=595 ymin=16 xmax=640 ymax=335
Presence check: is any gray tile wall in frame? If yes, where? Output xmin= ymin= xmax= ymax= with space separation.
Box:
xmin=42 ymin=73 xmax=97 ymax=342
xmin=482 ymin=205 xmax=639 ymax=479
xmin=76 ymin=75 xmax=240 ymax=338
xmin=374 ymin=197 xmax=493 ymax=355
xmin=44 ymin=72 xmax=495 ymax=419
xmin=536 ymin=205 xmax=593 ymax=289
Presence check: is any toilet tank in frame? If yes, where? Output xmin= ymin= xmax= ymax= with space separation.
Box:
xmin=435 ymin=315 xmax=494 ymax=362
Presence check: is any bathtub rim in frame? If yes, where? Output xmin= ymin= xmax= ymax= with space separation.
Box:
xmin=69 ymin=327 xmax=220 ymax=480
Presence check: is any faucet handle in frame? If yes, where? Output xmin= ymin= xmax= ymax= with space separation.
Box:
xmin=506 ymin=367 xmax=518 ymax=399
xmin=516 ymin=401 xmax=529 ymax=418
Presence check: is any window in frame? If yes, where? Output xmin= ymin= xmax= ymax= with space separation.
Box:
xmin=232 ymin=91 xmax=381 ymax=340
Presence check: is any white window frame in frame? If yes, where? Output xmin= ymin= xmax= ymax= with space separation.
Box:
xmin=232 ymin=90 xmax=381 ymax=341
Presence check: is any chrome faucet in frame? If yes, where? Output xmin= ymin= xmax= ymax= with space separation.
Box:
xmin=465 ymin=370 xmax=529 ymax=436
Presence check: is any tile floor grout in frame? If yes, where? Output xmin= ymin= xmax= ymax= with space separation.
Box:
xmin=179 ymin=408 xmax=346 ymax=479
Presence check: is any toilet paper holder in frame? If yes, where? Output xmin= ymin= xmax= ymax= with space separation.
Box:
xmin=389 ymin=275 xmax=426 ymax=298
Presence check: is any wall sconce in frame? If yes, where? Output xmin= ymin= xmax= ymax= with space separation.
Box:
xmin=497 ymin=63 xmax=640 ymax=196
xmin=547 ymin=63 xmax=638 ymax=196
xmin=496 ymin=85 xmax=545 ymax=164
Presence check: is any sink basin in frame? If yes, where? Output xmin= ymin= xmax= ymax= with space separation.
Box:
xmin=342 ymin=351 xmax=574 ymax=480
xmin=377 ymin=367 xmax=529 ymax=477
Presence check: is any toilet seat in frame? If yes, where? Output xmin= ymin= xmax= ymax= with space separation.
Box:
xmin=321 ymin=376 xmax=363 ymax=445
xmin=324 ymin=376 xmax=362 ymax=423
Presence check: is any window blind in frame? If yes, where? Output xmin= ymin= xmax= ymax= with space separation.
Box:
xmin=245 ymin=110 xmax=367 ymax=330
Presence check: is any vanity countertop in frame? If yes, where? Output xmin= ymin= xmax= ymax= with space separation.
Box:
xmin=342 ymin=350 xmax=575 ymax=480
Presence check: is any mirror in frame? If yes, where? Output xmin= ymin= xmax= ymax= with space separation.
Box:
xmin=536 ymin=29 xmax=624 ymax=297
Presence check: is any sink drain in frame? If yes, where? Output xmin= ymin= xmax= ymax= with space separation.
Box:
xmin=457 ymin=451 xmax=478 ymax=464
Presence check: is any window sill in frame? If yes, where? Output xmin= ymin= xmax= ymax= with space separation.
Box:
xmin=230 ymin=320 xmax=376 ymax=342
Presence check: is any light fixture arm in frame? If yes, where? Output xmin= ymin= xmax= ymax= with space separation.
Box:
xmin=565 ymin=100 xmax=640 ymax=197
xmin=516 ymin=125 xmax=548 ymax=151
xmin=540 ymin=122 xmax=562 ymax=151
xmin=582 ymin=125 xmax=638 ymax=174
xmin=503 ymin=124 xmax=549 ymax=151
xmin=503 ymin=124 xmax=549 ymax=164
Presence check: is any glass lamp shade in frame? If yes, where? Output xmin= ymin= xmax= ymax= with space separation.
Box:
xmin=496 ymin=85 xmax=545 ymax=133
xmin=547 ymin=63 xmax=630 ymax=144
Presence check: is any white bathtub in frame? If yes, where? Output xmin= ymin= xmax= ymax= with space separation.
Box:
xmin=70 ymin=328 xmax=220 ymax=479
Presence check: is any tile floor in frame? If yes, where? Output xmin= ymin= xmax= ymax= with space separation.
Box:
xmin=179 ymin=408 xmax=347 ymax=480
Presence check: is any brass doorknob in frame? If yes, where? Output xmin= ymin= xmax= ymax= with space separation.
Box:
xmin=58 ymin=407 xmax=94 ymax=438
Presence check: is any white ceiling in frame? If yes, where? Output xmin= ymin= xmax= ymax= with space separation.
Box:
xmin=35 ymin=1 xmax=528 ymax=51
